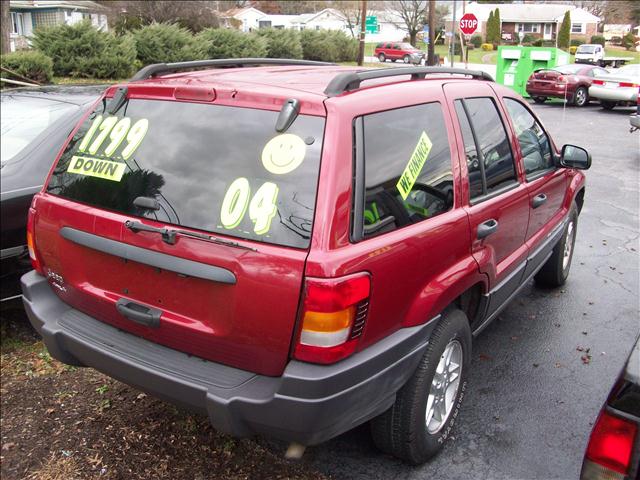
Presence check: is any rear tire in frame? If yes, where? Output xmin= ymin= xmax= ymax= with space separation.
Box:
xmin=370 ymin=309 xmax=471 ymax=464
xmin=601 ymin=101 xmax=616 ymax=110
xmin=378 ymin=53 xmax=386 ymax=62
xmin=573 ymin=86 xmax=588 ymax=107
xmin=533 ymin=96 xmax=547 ymax=104
xmin=403 ymin=55 xmax=411 ymax=64
xmin=534 ymin=204 xmax=578 ymax=288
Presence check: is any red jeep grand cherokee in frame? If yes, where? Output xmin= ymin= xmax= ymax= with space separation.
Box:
xmin=22 ymin=59 xmax=590 ymax=464
xmin=375 ymin=42 xmax=425 ymax=64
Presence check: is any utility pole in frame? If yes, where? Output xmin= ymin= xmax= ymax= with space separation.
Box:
xmin=428 ymin=0 xmax=435 ymax=65
xmin=357 ymin=0 xmax=367 ymax=66
xmin=450 ymin=0 xmax=456 ymax=67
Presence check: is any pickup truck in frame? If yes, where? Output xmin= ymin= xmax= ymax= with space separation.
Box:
xmin=575 ymin=44 xmax=630 ymax=68
xmin=22 ymin=59 xmax=591 ymax=464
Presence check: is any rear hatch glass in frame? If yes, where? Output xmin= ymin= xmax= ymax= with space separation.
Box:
xmin=39 ymin=96 xmax=325 ymax=376
xmin=47 ymin=98 xmax=324 ymax=248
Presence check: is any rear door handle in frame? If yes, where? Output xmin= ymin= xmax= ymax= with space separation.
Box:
xmin=116 ymin=298 xmax=161 ymax=328
xmin=477 ymin=219 xmax=499 ymax=239
xmin=532 ymin=193 xmax=547 ymax=209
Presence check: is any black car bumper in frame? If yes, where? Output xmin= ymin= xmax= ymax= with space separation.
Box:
xmin=22 ymin=270 xmax=435 ymax=445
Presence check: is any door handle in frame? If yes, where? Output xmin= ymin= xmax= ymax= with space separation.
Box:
xmin=532 ymin=193 xmax=547 ymax=209
xmin=477 ymin=219 xmax=499 ymax=239
xmin=116 ymin=298 xmax=161 ymax=328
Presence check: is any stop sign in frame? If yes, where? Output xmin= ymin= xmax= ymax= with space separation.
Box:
xmin=459 ymin=13 xmax=478 ymax=35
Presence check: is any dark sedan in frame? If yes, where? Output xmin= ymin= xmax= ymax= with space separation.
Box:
xmin=1 ymin=85 xmax=104 ymax=299
xmin=526 ymin=63 xmax=609 ymax=107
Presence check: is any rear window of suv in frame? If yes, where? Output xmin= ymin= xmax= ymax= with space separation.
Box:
xmin=46 ymin=98 xmax=325 ymax=249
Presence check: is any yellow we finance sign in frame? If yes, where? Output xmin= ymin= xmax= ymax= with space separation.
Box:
xmin=396 ymin=131 xmax=433 ymax=200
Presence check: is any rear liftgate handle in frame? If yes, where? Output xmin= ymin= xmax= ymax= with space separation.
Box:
xmin=477 ymin=219 xmax=499 ymax=239
xmin=116 ymin=298 xmax=162 ymax=328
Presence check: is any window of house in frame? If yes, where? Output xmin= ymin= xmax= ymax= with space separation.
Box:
xmin=356 ymin=103 xmax=454 ymax=239
xmin=571 ymin=23 xmax=584 ymax=34
xmin=11 ymin=12 xmax=24 ymax=35
xmin=454 ymin=98 xmax=517 ymax=200
xmin=258 ymin=20 xmax=272 ymax=28
xmin=503 ymin=99 xmax=554 ymax=177
xmin=517 ymin=23 xmax=540 ymax=33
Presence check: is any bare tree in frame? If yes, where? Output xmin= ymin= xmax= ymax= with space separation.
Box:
xmin=385 ymin=0 xmax=429 ymax=46
xmin=334 ymin=0 xmax=365 ymax=38
xmin=1 ymin=0 xmax=11 ymax=54
xmin=100 ymin=1 xmax=221 ymax=32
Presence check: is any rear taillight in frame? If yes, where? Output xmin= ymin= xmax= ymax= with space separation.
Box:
xmin=619 ymin=82 xmax=639 ymax=88
xmin=26 ymin=206 xmax=43 ymax=274
xmin=593 ymin=79 xmax=605 ymax=85
xmin=293 ymin=273 xmax=370 ymax=364
xmin=581 ymin=410 xmax=638 ymax=479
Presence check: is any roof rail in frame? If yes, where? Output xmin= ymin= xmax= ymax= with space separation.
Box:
xmin=324 ymin=67 xmax=495 ymax=97
xmin=131 ymin=58 xmax=336 ymax=81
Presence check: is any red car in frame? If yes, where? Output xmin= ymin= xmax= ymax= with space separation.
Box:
xmin=526 ymin=63 xmax=609 ymax=107
xmin=374 ymin=42 xmax=425 ymax=64
xmin=23 ymin=60 xmax=590 ymax=464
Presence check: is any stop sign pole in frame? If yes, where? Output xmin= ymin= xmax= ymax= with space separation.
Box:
xmin=459 ymin=13 xmax=478 ymax=68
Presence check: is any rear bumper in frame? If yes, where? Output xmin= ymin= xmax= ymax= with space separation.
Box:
xmin=22 ymin=270 xmax=435 ymax=446
xmin=589 ymin=85 xmax=638 ymax=103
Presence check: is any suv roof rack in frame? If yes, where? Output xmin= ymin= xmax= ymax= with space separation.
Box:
xmin=324 ymin=67 xmax=495 ymax=97
xmin=131 ymin=58 xmax=336 ymax=81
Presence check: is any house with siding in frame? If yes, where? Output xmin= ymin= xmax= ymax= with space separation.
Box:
xmin=8 ymin=0 xmax=108 ymax=51
xmin=445 ymin=3 xmax=600 ymax=43
xmin=221 ymin=7 xmax=349 ymax=34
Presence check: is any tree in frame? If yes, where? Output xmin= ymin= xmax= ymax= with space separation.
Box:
xmin=334 ymin=0 xmax=366 ymax=39
xmin=493 ymin=8 xmax=501 ymax=45
xmin=99 ymin=1 xmax=220 ymax=33
xmin=486 ymin=10 xmax=494 ymax=43
xmin=1 ymin=0 xmax=10 ymax=54
xmin=385 ymin=0 xmax=429 ymax=46
xmin=558 ymin=10 xmax=571 ymax=49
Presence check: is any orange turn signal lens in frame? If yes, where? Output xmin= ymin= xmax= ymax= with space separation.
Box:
xmin=301 ymin=307 xmax=354 ymax=333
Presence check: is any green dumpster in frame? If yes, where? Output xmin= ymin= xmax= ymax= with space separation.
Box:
xmin=496 ymin=46 xmax=570 ymax=97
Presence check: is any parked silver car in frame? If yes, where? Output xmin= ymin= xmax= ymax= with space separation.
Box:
xmin=589 ymin=64 xmax=640 ymax=110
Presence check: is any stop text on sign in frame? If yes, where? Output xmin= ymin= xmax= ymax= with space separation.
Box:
xmin=459 ymin=14 xmax=478 ymax=35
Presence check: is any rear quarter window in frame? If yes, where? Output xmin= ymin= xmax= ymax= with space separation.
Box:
xmin=46 ymin=98 xmax=325 ymax=249
xmin=356 ymin=102 xmax=454 ymax=239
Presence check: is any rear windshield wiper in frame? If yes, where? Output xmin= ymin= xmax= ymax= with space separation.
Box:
xmin=124 ymin=220 xmax=256 ymax=251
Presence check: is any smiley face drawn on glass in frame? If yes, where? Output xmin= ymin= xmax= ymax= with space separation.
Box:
xmin=261 ymin=133 xmax=306 ymax=175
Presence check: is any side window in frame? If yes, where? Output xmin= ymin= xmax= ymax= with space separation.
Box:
xmin=503 ymin=98 xmax=554 ymax=177
xmin=454 ymin=101 xmax=483 ymax=198
xmin=385 ymin=43 xmax=392 ymax=48
xmin=359 ymin=103 xmax=454 ymax=239
xmin=456 ymin=97 xmax=517 ymax=198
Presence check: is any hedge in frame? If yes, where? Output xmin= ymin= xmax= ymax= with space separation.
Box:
xmin=32 ymin=21 xmax=137 ymax=79
xmin=131 ymin=23 xmax=197 ymax=65
xmin=470 ymin=34 xmax=482 ymax=48
xmin=569 ymin=46 xmax=578 ymax=55
xmin=481 ymin=43 xmax=494 ymax=51
xmin=193 ymin=28 xmax=267 ymax=59
xmin=570 ymin=39 xmax=584 ymax=47
xmin=590 ymin=35 xmax=605 ymax=47
xmin=300 ymin=30 xmax=357 ymax=62
xmin=256 ymin=28 xmax=303 ymax=59
xmin=0 ymin=50 xmax=54 ymax=84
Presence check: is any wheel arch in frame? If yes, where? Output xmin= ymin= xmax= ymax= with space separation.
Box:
xmin=401 ymin=255 xmax=488 ymax=329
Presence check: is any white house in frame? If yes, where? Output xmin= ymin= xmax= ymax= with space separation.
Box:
xmin=364 ymin=10 xmax=410 ymax=43
xmin=444 ymin=3 xmax=600 ymax=42
xmin=8 ymin=0 xmax=108 ymax=51
xmin=222 ymin=7 xmax=350 ymax=33
xmin=603 ymin=24 xmax=632 ymax=40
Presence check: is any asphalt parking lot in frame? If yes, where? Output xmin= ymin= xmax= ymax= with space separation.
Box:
xmin=302 ymin=102 xmax=640 ymax=478
xmin=1 ymin=100 xmax=638 ymax=480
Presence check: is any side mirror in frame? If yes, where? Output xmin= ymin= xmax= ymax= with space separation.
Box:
xmin=560 ymin=144 xmax=591 ymax=170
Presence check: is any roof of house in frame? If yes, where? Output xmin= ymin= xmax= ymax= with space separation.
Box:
xmin=444 ymin=3 xmax=600 ymax=24
xmin=222 ymin=7 xmax=346 ymax=26
xmin=9 ymin=0 xmax=107 ymax=11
